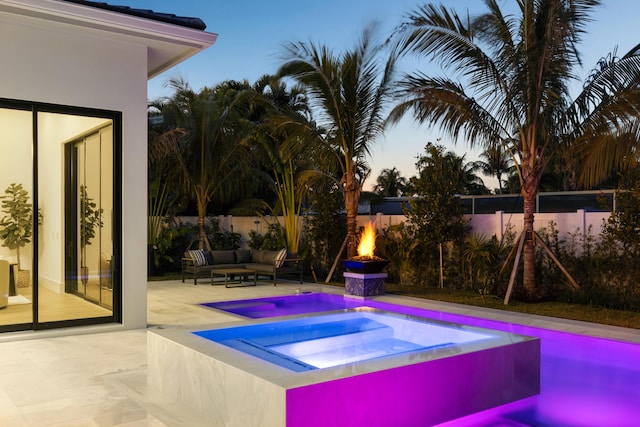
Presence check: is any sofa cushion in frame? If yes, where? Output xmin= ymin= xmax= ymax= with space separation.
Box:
xmin=211 ymin=250 xmax=236 ymax=265
xmin=252 ymin=249 xmax=287 ymax=267
xmin=235 ymin=249 xmax=252 ymax=264
xmin=187 ymin=249 xmax=208 ymax=266
xmin=251 ymin=250 xmax=266 ymax=264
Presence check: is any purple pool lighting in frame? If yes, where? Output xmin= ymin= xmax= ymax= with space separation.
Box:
xmin=185 ymin=292 xmax=640 ymax=426
xmin=364 ymin=299 xmax=640 ymax=427
xmin=202 ymin=292 xmax=365 ymax=318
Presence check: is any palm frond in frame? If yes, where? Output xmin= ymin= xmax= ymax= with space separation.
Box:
xmin=390 ymin=74 xmax=510 ymax=150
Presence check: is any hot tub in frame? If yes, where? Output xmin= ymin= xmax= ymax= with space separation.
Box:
xmin=148 ymin=308 xmax=539 ymax=427
xmin=194 ymin=311 xmax=494 ymax=371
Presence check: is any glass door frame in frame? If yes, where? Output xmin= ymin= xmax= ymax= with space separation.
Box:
xmin=0 ymin=98 xmax=122 ymax=332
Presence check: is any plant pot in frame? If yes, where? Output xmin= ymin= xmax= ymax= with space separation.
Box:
xmin=17 ymin=269 xmax=30 ymax=288
xmin=81 ymin=266 xmax=89 ymax=285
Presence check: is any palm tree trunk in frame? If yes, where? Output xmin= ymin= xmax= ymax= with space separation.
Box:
xmin=195 ymin=184 xmax=209 ymax=250
xmin=345 ymin=174 xmax=359 ymax=259
xmin=521 ymin=164 xmax=540 ymax=301
xmin=197 ymin=215 xmax=206 ymax=250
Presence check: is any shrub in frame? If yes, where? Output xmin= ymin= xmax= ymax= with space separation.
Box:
xmin=248 ymin=222 xmax=285 ymax=250
xmin=206 ymin=217 xmax=241 ymax=250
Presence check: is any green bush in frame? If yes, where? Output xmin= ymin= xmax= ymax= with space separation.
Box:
xmin=150 ymin=222 xmax=195 ymax=275
xmin=206 ymin=217 xmax=241 ymax=250
xmin=301 ymin=183 xmax=346 ymax=280
xmin=248 ymin=222 xmax=285 ymax=250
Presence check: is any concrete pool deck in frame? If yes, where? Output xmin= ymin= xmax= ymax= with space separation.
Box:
xmin=0 ymin=279 xmax=638 ymax=426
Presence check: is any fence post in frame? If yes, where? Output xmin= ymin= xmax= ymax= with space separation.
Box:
xmin=496 ymin=210 xmax=504 ymax=241
xmin=577 ymin=209 xmax=586 ymax=236
xmin=376 ymin=212 xmax=383 ymax=231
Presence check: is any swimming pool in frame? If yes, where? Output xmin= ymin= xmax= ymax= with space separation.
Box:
xmin=149 ymin=307 xmax=539 ymax=426
xmin=367 ymin=298 xmax=640 ymax=427
xmin=202 ymin=292 xmax=364 ymax=318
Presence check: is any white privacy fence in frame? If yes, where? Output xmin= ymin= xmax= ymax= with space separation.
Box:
xmin=466 ymin=210 xmax=610 ymax=242
xmin=176 ymin=209 xmax=611 ymax=249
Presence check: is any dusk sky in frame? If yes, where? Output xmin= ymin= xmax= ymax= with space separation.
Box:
xmin=125 ymin=0 xmax=640 ymax=190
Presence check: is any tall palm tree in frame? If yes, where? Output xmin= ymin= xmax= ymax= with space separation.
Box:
xmin=390 ymin=0 xmax=640 ymax=299
xmin=278 ymin=25 xmax=398 ymax=258
xmin=156 ymin=78 xmax=252 ymax=249
xmin=374 ymin=167 xmax=408 ymax=197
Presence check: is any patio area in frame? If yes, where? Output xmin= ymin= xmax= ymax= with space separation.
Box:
xmin=0 ymin=279 xmax=638 ymax=426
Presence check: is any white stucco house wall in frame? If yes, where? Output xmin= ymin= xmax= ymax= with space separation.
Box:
xmin=0 ymin=0 xmax=217 ymax=335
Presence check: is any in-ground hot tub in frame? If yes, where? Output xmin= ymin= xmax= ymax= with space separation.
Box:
xmin=194 ymin=310 xmax=495 ymax=371
xmin=148 ymin=308 xmax=540 ymax=427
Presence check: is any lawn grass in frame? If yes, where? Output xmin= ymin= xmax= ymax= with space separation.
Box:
xmin=381 ymin=282 xmax=640 ymax=330
xmin=149 ymin=272 xmax=640 ymax=330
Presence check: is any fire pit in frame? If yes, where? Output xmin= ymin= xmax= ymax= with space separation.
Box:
xmin=342 ymin=223 xmax=388 ymax=298
xmin=342 ymin=257 xmax=389 ymax=274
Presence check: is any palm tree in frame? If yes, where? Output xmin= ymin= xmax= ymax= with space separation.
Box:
xmin=278 ymin=25 xmax=398 ymax=258
xmin=575 ymin=47 xmax=640 ymax=186
xmin=446 ymin=151 xmax=489 ymax=195
xmin=473 ymin=145 xmax=513 ymax=194
xmin=390 ymin=0 xmax=640 ymax=299
xmin=155 ymin=78 xmax=252 ymax=249
xmin=246 ymin=75 xmax=314 ymax=254
xmin=373 ymin=167 xmax=408 ymax=197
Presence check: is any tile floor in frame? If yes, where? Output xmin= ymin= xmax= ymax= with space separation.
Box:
xmin=0 ymin=280 xmax=638 ymax=426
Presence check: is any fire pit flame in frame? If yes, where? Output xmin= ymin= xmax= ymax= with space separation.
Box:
xmin=357 ymin=223 xmax=376 ymax=258
xmin=343 ymin=223 xmax=389 ymax=273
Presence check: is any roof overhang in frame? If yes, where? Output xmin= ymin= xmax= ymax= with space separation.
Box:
xmin=0 ymin=0 xmax=218 ymax=78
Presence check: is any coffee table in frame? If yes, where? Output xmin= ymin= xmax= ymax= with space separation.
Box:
xmin=211 ymin=268 xmax=257 ymax=288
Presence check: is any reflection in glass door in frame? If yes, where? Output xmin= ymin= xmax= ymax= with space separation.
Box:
xmin=65 ymin=125 xmax=113 ymax=310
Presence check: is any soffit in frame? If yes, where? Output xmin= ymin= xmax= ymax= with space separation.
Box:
xmin=0 ymin=0 xmax=218 ymax=78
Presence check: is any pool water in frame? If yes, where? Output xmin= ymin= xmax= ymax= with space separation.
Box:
xmin=202 ymin=292 xmax=640 ymax=426
xmin=202 ymin=292 xmax=364 ymax=318
xmin=194 ymin=310 xmax=495 ymax=371
xmin=367 ymin=299 xmax=640 ymax=427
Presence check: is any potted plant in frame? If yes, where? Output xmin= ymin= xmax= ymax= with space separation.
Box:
xmin=0 ymin=183 xmax=41 ymax=287
xmin=79 ymin=185 xmax=103 ymax=284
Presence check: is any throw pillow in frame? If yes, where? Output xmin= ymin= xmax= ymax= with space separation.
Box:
xmin=204 ymin=251 xmax=214 ymax=265
xmin=187 ymin=249 xmax=208 ymax=266
xmin=275 ymin=248 xmax=288 ymax=268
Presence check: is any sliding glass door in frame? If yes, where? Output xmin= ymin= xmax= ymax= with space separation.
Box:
xmin=0 ymin=100 xmax=120 ymax=332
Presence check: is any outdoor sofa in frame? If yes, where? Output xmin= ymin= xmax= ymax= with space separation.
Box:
xmin=181 ymin=248 xmax=303 ymax=286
